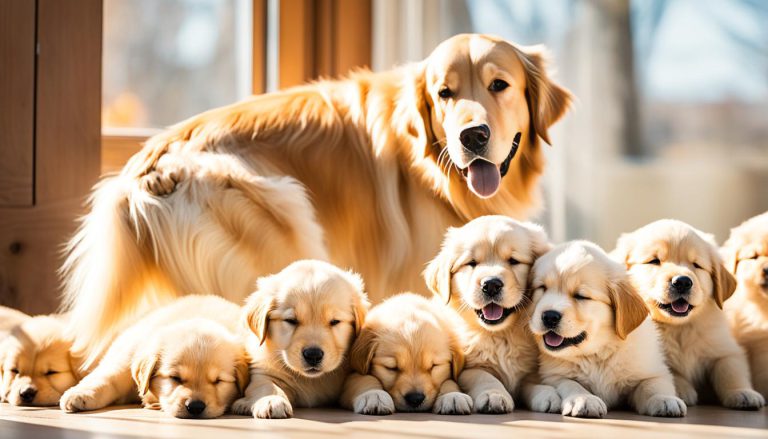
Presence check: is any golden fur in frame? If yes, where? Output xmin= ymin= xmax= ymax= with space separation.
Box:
xmin=59 ymin=296 xmax=247 ymax=418
xmin=614 ymin=219 xmax=765 ymax=410
xmin=423 ymin=215 xmax=559 ymax=413
xmin=340 ymin=293 xmax=471 ymax=415
xmin=233 ymin=260 xmax=370 ymax=419
xmin=0 ymin=314 xmax=81 ymax=406
xmin=60 ymin=34 xmax=571 ymax=364
xmin=530 ymin=241 xmax=684 ymax=418
xmin=0 ymin=306 xmax=29 ymax=340
xmin=721 ymin=212 xmax=768 ymax=398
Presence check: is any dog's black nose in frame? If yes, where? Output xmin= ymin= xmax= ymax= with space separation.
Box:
xmin=302 ymin=346 xmax=324 ymax=366
xmin=481 ymin=277 xmax=504 ymax=298
xmin=404 ymin=391 xmax=426 ymax=408
xmin=19 ymin=387 xmax=37 ymax=404
xmin=185 ymin=399 xmax=206 ymax=416
xmin=670 ymin=275 xmax=693 ymax=293
xmin=541 ymin=310 xmax=561 ymax=329
xmin=459 ymin=124 xmax=490 ymax=153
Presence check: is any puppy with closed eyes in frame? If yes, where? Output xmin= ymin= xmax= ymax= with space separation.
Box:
xmin=614 ymin=219 xmax=765 ymax=410
xmin=60 ymin=295 xmax=248 ymax=418
xmin=340 ymin=293 xmax=472 ymax=415
xmin=1 ymin=314 xmax=82 ymax=406
xmin=531 ymin=241 xmax=685 ymax=418
xmin=232 ymin=260 xmax=370 ymax=419
xmin=424 ymin=215 xmax=560 ymax=414
xmin=721 ymin=212 xmax=768 ymax=398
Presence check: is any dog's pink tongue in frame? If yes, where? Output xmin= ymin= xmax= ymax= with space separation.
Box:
xmin=482 ymin=303 xmax=504 ymax=321
xmin=467 ymin=160 xmax=500 ymax=199
xmin=671 ymin=300 xmax=690 ymax=313
xmin=544 ymin=332 xmax=564 ymax=347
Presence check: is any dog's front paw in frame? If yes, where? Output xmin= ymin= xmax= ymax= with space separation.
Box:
xmin=139 ymin=166 xmax=186 ymax=197
xmin=640 ymin=395 xmax=687 ymax=417
xmin=722 ymin=389 xmax=765 ymax=410
xmin=230 ymin=397 xmax=255 ymax=416
xmin=252 ymin=395 xmax=293 ymax=419
xmin=433 ymin=392 xmax=472 ymax=415
xmin=60 ymin=387 xmax=101 ymax=413
xmin=529 ymin=386 xmax=561 ymax=413
xmin=674 ymin=377 xmax=698 ymax=406
xmin=353 ymin=390 xmax=395 ymax=416
xmin=562 ymin=394 xmax=607 ymax=418
xmin=474 ymin=389 xmax=514 ymax=414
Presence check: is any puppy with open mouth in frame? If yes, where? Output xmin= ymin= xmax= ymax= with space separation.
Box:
xmin=232 ymin=260 xmax=370 ymax=419
xmin=614 ymin=219 xmax=765 ymax=410
xmin=531 ymin=241 xmax=685 ymax=418
xmin=424 ymin=215 xmax=559 ymax=414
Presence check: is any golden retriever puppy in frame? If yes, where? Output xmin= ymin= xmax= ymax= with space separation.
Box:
xmin=0 ymin=314 xmax=82 ymax=406
xmin=423 ymin=215 xmax=558 ymax=414
xmin=531 ymin=241 xmax=685 ymax=418
xmin=62 ymin=34 xmax=572 ymax=366
xmin=721 ymin=212 xmax=768 ymax=398
xmin=60 ymin=296 xmax=247 ymax=418
xmin=233 ymin=260 xmax=370 ymax=419
xmin=614 ymin=219 xmax=765 ymax=410
xmin=340 ymin=293 xmax=471 ymax=415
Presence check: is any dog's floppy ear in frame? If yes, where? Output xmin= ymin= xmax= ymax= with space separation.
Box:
xmin=131 ymin=348 xmax=160 ymax=399
xmin=243 ymin=276 xmax=278 ymax=346
xmin=608 ymin=276 xmax=648 ymax=340
xmin=610 ymin=233 xmax=635 ymax=269
xmin=719 ymin=242 xmax=739 ymax=275
xmin=518 ymin=45 xmax=572 ymax=145
xmin=449 ymin=335 xmax=465 ymax=381
xmin=345 ymin=270 xmax=370 ymax=336
xmin=424 ymin=232 xmax=457 ymax=304
xmin=524 ymin=221 xmax=552 ymax=259
xmin=349 ymin=327 xmax=377 ymax=375
xmin=234 ymin=351 xmax=251 ymax=395
xmin=711 ymin=253 xmax=737 ymax=309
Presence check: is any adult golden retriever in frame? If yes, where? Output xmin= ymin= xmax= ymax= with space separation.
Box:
xmin=61 ymin=34 xmax=571 ymax=363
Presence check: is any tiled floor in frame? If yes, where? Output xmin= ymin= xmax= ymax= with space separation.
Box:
xmin=0 ymin=404 xmax=766 ymax=439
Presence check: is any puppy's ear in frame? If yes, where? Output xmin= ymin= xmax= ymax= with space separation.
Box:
xmin=610 ymin=233 xmax=634 ymax=268
xmin=712 ymin=257 xmax=737 ymax=309
xmin=234 ymin=351 xmax=251 ymax=395
xmin=349 ymin=328 xmax=377 ymax=375
xmin=449 ymin=336 xmax=465 ymax=381
xmin=519 ymin=45 xmax=572 ymax=145
xmin=243 ymin=276 xmax=278 ymax=346
xmin=345 ymin=271 xmax=371 ymax=336
xmin=608 ymin=277 xmax=648 ymax=339
xmin=131 ymin=348 xmax=159 ymax=398
xmin=524 ymin=221 xmax=552 ymax=259
xmin=424 ymin=234 xmax=457 ymax=303
xmin=719 ymin=243 xmax=738 ymax=275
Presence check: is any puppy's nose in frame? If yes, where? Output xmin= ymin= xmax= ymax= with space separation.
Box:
xmin=670 ymin=275 xmax=693 ymax=294
xmin=481 ymin=277 xmax=504 ymax=298
xmin=302 ymin=346 xmax=324 ymax=366
xmin=404 ymin=391 xmax=426 ymax=408
xmin=19 ymin=387 xmax=37 ymax=404
xmin=459 ymin=124 xmax=490 ymax=153
xmin=541 ymin=310 xmax=561 ymax=329
xmin=185 ymin=399 xmax=206 ymax=416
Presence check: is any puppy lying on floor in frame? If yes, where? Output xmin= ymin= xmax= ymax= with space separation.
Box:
xmin=614 ymin=219 xmax=765 ymax=410
xmin=233 ymin=260 xmax=370 ymax=419
xmin=60 ymin=296 xmax=248 ymax=418
xmin=531 ymin=241 xmax=685 ymax=418
xmin=1 ymin=314 xmax=82 ymax=406
xmin=424 ymin=215 xmax=559 ymax=414
xmin=341 ymin=293 xmax=472 ymax=415
xmin=721 ymin=212 xmax=768 ymax=398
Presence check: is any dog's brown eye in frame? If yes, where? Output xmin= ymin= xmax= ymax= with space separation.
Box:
xmin=284 ymin=318 xmax=299 ymax=325
xmin=508 ymin=257 xmax=520 ymax=265
xmin=488 ymin=79 xmax=509 ymax=92
xmin=646 ymin=258 xmax=661 ymax=265
xmin=466 ymin=260 xmax=477 ymax=268
xmin=692 ymin=262 xmax=703 ymax=269
xmin=329 ymin=319 xmax=341 ymax=326
xmin=170 ymin=375 xmax=183 ymax=384
xmin=438 ymin=87 xmax=454 ymax=99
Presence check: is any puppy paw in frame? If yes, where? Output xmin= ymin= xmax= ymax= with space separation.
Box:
xmin=674 ymin=376 xmax=698 ymax=406
xmin=231 ymin=397 xmax=255 ymax=416
xmin=433 ymin=392 xmax=473 ymax=415
xmin=562 ymin=394 xmax=607 ymax=418
xmin=722 ymin=389 xmax=765 ymax=410
xmin=640 ymin=395 xmax=687 ymax=417
xmin=139 ymin=166 xmax=186 ymax=197
xmin=252 ymin=395 xmax=293 ymax=419
xmin=353 ymin=390 xmax=395 ymax=416
xmin=529 ymin=386 xmax=562 ymax=413
xmin=474 ymin=389 xmax=514 ymax=414
xmin=60 ymin=387 xmax=101 ymax=413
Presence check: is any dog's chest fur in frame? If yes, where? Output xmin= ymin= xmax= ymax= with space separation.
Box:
xmin=464 ymin=323 xmax=538 ymax=393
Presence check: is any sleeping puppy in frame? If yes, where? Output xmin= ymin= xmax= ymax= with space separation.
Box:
xmin=531 ymin=241 xmax=685 ymax=418
xmin=60 ymin=295 xmax=248 ymax=418
xmin=1 ymin=314 xmax=82 ymax=406
xmin=614 ymin=219 xmax=765 ymax=410
xmin=424 ymin=215 xmax=559 ymax=414
xmin=721 ymin=212 xmax=768 ymax=398
xmin=233 ymin=260 xmax=370 ymax=419
xmin=340 ymin=293 xmax=471 ymax=415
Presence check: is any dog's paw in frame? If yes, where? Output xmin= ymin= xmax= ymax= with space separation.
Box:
xmin=353 ymin=390 xmax=395 ymax=416
xmin=251 ymin=395 xmax=293 ymax=419
xmin=529 ymin=386 xmax=562 ymax=413
xmin=230 ymin=397 xmax=255 ymax=416
xmin=640 ymin=395 xmax=687 ymax=417
xmin=433 ymin=392 xmax=473 ymax=415
xmin=139 ymin=166 xmax=186 ymax=197
xmin=722 ymin=389 xmax=765 ymax=410
xmin=474 ymin=389 xmax=514 ymax=414
xmin=60 ymin=387 xmax=101 ymax=413
xmin=674 ymin=376 xmax=698 ymax=406
xmin=562 ymin=394 xmax=607 ymax=418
